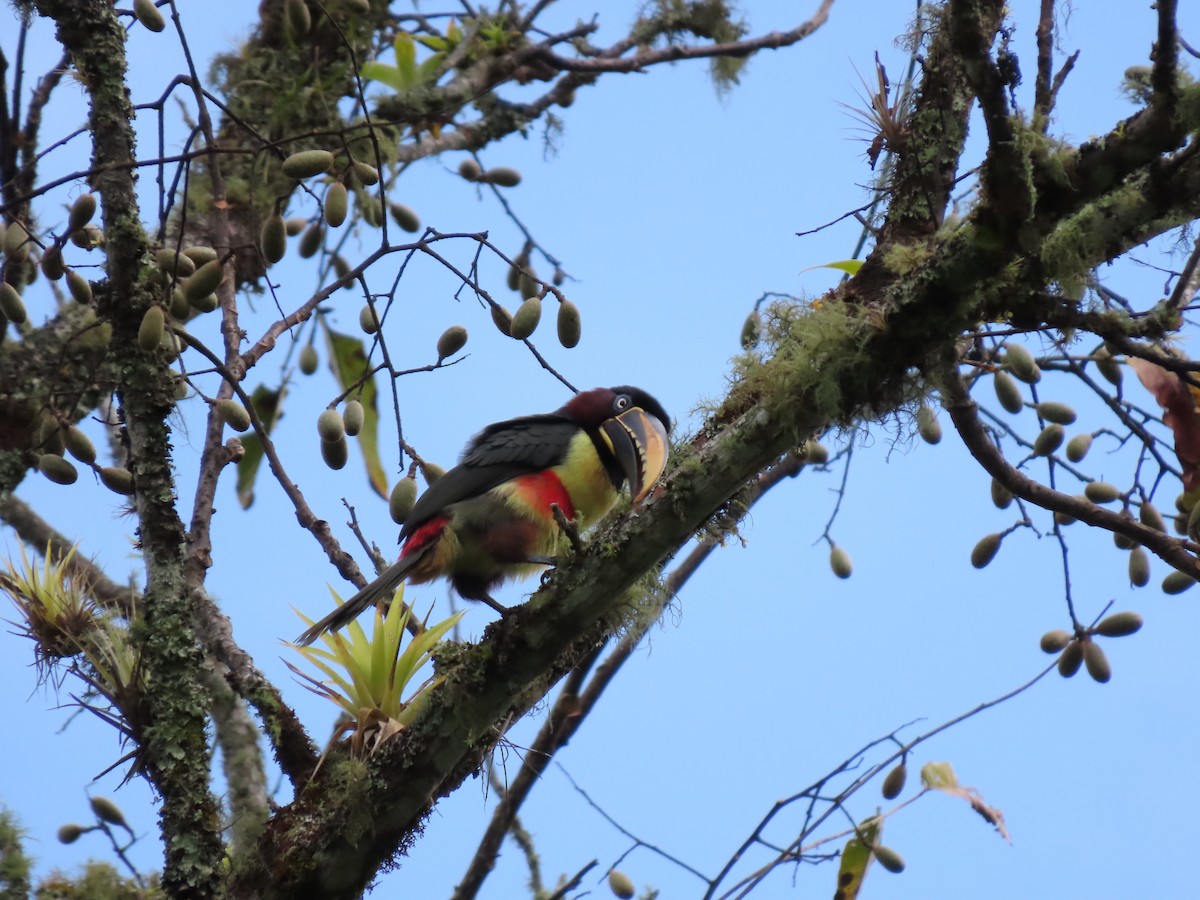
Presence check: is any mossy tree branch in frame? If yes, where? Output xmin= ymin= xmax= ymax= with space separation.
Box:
xmin=32 ymin=1 xmax=226 ymax=896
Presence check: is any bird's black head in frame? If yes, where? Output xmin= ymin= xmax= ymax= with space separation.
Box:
xmin=564 ymin=386 xmax=671 ymax=502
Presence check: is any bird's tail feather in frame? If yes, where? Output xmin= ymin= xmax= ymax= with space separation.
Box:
xmin=293 ymin=547 xmax=429 ymax=646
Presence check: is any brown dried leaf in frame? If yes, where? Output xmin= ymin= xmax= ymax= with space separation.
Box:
xmin=1128 ymin=356 xmax=1200 ymax=491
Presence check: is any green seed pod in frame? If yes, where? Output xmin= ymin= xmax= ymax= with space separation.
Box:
xmin=506 ymin=262 xmax=522 ymax=292
xmin=1175 ymin=514 xmax=1189 ymax=536
xmin=68 ymin=194 xmax=97 ymax=233
xmin=1004 ymin=342 xmax=1041 ymax=383
xmin=317 ymin=408 xmax=345 ymax=443
xmin=1177 ymin=492 xmax=1197 ymax=514
xmin=286 ymin=0 xmax=311 ymax=35
xmin=65 ymin=270 xmax=91 ymax=304
xmin=881 ymin=763 xmax=907 ymax=800
xmin=359 ymin=304 xmax=380 ymax=334
xmin=5 ymin=222 xmax=31 ymax=259
xmin=421 ymin=461 xmax=446 ymax=485
xmin=281 ymin=149 xmax=335 ymax=179
xmin=1189 ymin=501 xmax=1200 ymax=543
xmin=342 ymin=399 xmax=364 ymax=437
xmin=137 ymin=306 xmax=165 ymax=351
xmin=491 ymin=304 xmax=513 ymax=336
xmin=321 ymin=435 xmax=349 ymax=470
xmin=40 ymin=244 xmax=65 ymax=280
xmin=459 ymin=158 xmax=481 ymax=181
xmin=285 ymin=217 xmax=308 ymax=237
xmin=1140 ymin=501 xmax=1166 ymax=532
xmin=182 ymin=245 xmax=218 ymax=265
xmin=916 ymin=404 xmax=942 ymax=444
xmin=607 ymin=869 xmax=635 ymax=899
xmin=333 ymin=254 xmax=354 ymax=288
xmin=970 ymin=532 xmax=1002 ymax=569
xmin=482 ymin=166 xmax=522 ymax=187
xmin=990 ymin=477 xmax=1013 ymax=509
xmin=299 ymin=344 xmax=319 ymax=375
xmin=173 ymin=375 xmax=190 ymax=400
xmin=1057 ymin=640 xmax=1083 ymax=677
xmin=803 ymin=440 xmax=829 ymax=465
xmin=436 ymin=325 xmax=468 ymax=361
xmin=38 ymin=453 xmax=78 ymax=485
xmin=133 ymin=0 xmax=166 ymax=32
xmin=829 ymin=545 xmax=852 ymax=579
xmin=1094 ymin=611 xmax=1144 ymax=637
xmin=1162 ymin=570 xmax=1196 ymax=595
xmin=873 ymin=845 xmax=906 ymax=874
xmin=186 ymin=259 xmax=223 ymax=301
xmin=740 ymin=310 xmax=761 ymax=349
xmin=992 ymin=370 xmax=1025 ymax=414
xmin=190 ymin=292 xmax=219 ymax=314
xmin=299 ymin=223 xmax=324 ymax=258
xmin=351 ymin=160 xmax=380 ymax=186
xmin=156 ymin=248 xmax=195 ymax=277
xmin=509 ymin=297 xmax=542 ymax=339
xmin=557 ymin=300 xmax=582 ymax=348
xmin=169 ymin=287 xmax=191 ymax=320
xmin=0 ymin=283 xmax=27 ymax=324
xmin=217 ymin=399 xmax=251 ymax=432
xmin=34 ymin=416 xmax=65 ymax=455
xmin=1094 ymin=344 xmax=1123 ymax=386
xmin=388 ymin=202 xmax=421 ymax=233
xmin=71 ymin=224 xmax=104 ymax=250
xmin=89 ymin=797 xmax=128 ymax=829
xmin=1113 ymin=531 xmax=1136 ymax=550
xmin=1035 ymin=401 xmax=1077 ymax=425
xmin=63 ymin=426 xmax=97 ymax=464
xmin=324 ymin=181 xmax=348 ymax=228
xmin=1082 ymin=639 xmax=1111 ymax=683
xmin=57 ymin=824 xmax=87 ymax=844
xmin=163 ymin=329 xmax=183 ymax=361
xmin=99 ymin=466 xmax=135 ymax=495
xmin=1084 ymin=481 xmax=1121 ymax=504
xmin=260 ymin=213 xmax=287 ymax=264
xmin=1065 ymin=433 xmax=1092 ymax=463
xmin=518 ymin=269 xmax=540 ymax=300
xmin=1033 ymin=423 xmax=1064 ymax=456
xmin=1040 ymin=629 xmax=1071 ymax=653
xmin=1128 ymin=546 xmax=1151 ymax=587
xmin=389 ymin=475 xmax=418 ymax=524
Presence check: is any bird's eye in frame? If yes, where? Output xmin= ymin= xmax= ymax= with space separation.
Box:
xmin=614 ymin=394 xmax=631 ymax=412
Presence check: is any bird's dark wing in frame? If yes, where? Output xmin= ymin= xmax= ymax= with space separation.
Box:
xmin=399 ymin=414 xmax=579 ymax=540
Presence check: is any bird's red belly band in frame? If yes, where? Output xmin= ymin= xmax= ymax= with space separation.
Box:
xmin=513 ymin=470 xmax=575 ymax=520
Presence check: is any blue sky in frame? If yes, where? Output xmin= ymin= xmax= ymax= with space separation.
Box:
xmin=2 ymin=1 xmax=1198 ymax=897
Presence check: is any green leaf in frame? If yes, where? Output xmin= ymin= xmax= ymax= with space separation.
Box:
xmin=920 ymin=760 xmax=960 ymax=790
xmin=360 ymin=61 xmax=407 ymax=92
xmin=416 ymin=34 xmax=447 ymax=52
xmin=324 ymin=325 xmax=387 ymax=498
xmin=835 ymin=817 xmax=881 ymax=900
xmin=417 ymin=52 xmax=444 ymax=84
xmin=235 ymin=386 xmax=285 ymax=509
xmin=802 ymin=259 xmax=863 ymax=276
xmin=393 ymin=32 xmax=417 ymax=87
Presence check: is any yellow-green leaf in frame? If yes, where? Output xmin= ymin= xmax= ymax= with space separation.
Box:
xmin=802 ymin=259 xmax=862 ymax=277
xmin=235 ymin=386 xmax=284 ymax=509
xmin=325 ymin=325 xmax=386 ymax=498
xmin=835 ymin=817 xmax=881 ymax=900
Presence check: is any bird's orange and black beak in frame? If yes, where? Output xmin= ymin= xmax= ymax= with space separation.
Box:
xmin=600 ymin=405 xmax=670 ymax=503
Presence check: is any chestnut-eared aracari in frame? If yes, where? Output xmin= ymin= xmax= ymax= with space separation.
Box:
xmin=295 ymin=386 xmax=670 ymax=645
